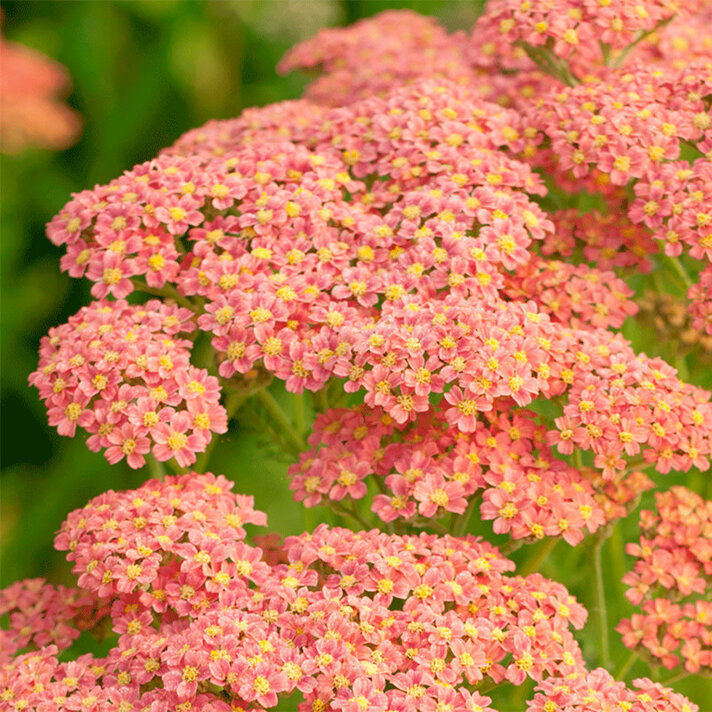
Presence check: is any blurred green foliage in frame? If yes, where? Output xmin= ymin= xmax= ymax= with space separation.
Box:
xmin=1 ymin=0 xmax=710 ymax=705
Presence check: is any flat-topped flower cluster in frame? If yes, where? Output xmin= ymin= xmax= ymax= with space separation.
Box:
xmin=0 ymin=474 xmax=699 ymax=712
xmin=32 ymin=69 xmax=712 ymax=477
xmin=5 ymin=0 xmax=712 ymax=710
xmin=2 ymin=473 xmax=587 ymax=711
xmin=618 ymin=486 xmax=712 ymax=675
xmin=30 ymin=299 xmax=226 ymax=469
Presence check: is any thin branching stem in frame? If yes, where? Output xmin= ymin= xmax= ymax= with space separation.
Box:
xmin=614 ymin=648 xmax=638 ymax=680
xmin=147 ymin=455 xmax=166 ymax=480
xmin=611 ymin=16 xmax=675 ymax=68
xmin=519 ymin=537 xmax=558 ymax=576
xmin=131 ymin=279 xmax=197 ymax=310
xmin=666 ymin=254 xmax=694 ymax=290
xmin=454 ymin=494 xmax=481 ymax=537
xmin=593 ymin=537 xmax=612 ymax=669
xmin=255 ymin=387 xmax=307 ymax=454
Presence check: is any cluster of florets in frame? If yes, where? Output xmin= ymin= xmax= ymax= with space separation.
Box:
xmin=689 ymin=264 xmax=712 ymax=335
xmin=638 ymin=287 xmax=712 ymax=354
xmin=470 ymin=0 xmax=705 ymax=74
xmin=527 ymin=668 xmax=699 ymax=712
xmin=277 ymin=11 xmax=474 ymax=106
xmin=165 ymin=99 xmax=328 ymax=157
xmin=617 ymin=486 xmax=712 ymax=674
xmin=547 ymin=328 xmax=712 ymax=477
xmin=55 ymin=472 xmax=267 ymax=607
xmin=634 ymin=8 xmax=712 ymax=70
xmin=630 ymin=155 xmax=712 ymax=261
xmin=306 ymin=77 xmax=544 ymax=199
xmin=306 ymin=298 xmax=711 ymax=478
xmin=529 ymin=62 xmax=712 ymax=318
xmin=502 ymin=256 xmax=637 ymax=329
xmin=289 ymin=402 xmax=607 ymax=545
xmin=545 ymin=210 xmax=657 ymax=274
xmin=0 ymin=25 xmax=82 ymax=153
xmin=45 ymin=141 xmax=350 ymax=300
xmin=9 ymin=3 xmax=712 ymax=710
xmin=34 ymin=66 xmax=712 ymax=479
xmin=0 ymin=579 xmax=106 ymax=665
xmin=29 ymin=299 xmax=226 ymax=468
xmin=1 ymin=474 xmax=601 ymax=712
xmin=532 ymin=64 xmax=711 ymax=187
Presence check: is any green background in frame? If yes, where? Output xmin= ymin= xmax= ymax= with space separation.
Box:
xmin=1 ymin=0 xmax=710 ymax=707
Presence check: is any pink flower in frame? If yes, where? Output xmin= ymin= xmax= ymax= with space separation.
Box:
xmin=152 ymin=411 xmax=203 ymax=467
xmin=104 ymin=423 xmax=150 ymax=468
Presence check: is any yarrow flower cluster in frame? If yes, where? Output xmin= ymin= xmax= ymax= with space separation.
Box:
xmin=634 ymin=8 xmax=712 ymax=70
xmin=502 ymin=256 xmax=638 ymax=329
xmin=55 ymin=472 xmax=267 ymax=608
xmin=36 ymin=66 xmax=712 ymax=481
xmin=2 ymin=474 xmax=593 ymax=712
xmin=0 ymin=579 xmax=106 ymax=665
xmin=46 ymin=141 xmax=351 ymax=300
xmin=617 ymin=486 xmax=712 ymax=674
xmin=638 ymin=288 xmax=712 ymax=358
xmin=29 ymin=299 xmax=227 ymax=468
xmin=688 ymin=264 xmax=712 ymax=335
xmin=545 ymin=209 xmax=657 ymax=274
xmin=289 ymin=403 xmax=609 ymax=545
xmin=7 ymin=2 xmax=712 ymax=710
xmin=165 ymin=99 xmax=329 ymax=157
xmin=527 ymin=62 xmax=712 ymax=328
xmin=470 ymin=0 xmax=706 ymax=74
xmin=527 ymin=668 xmax=698 ymax=712
xmin=277 ymin=11 xmax=474 ymax=106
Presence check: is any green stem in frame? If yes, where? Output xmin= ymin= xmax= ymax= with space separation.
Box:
xmin=454 ymin=494 xmax=481 ymax=537
xmin=519 ymin=41 xmax=578 ymax=87
xmin=599 ymin=40 xmax=612 ymax=65
xmin=573 ymin=449 xmax=584 ymax=470
xmin=331 ymin=501 xmax=372 ymax=530
xmin=147 ymin=455 xmax=166 ymax=479
xmin=519 ymin=537 xmax=558 ymax=576
xmin=476 ymin=679 xmax=503 ymax=695
xmin=500 ymin=539 xmax=523 ymax=556
xmin=303 ymin=504 xmax=316 ymax=533
xmin=194 ymin=389 xmax=244 ymax=472
xmin=593 ymin=538 xmax=612 ymax=670
xmin=660 ymin=670 xmax=689 ymax=687
xmin=131 ymin=279 xmax=197 ymax=310
xmin=681 ymin=138 xmax=705 ymax=159
xmin=166 ymin=458 xmax=186 ymax=475
xmin=611 ymin=16 xmax=675 ymax=69
xmin=614 ymin=648 xmax=638 ymax=680
xmin=624 ymin=455 xmax=651 ymax=473
xmin=413 ymin=516 xmax=449 ymax=535
xmin=608 ymin=522 xmax=627 ymax=612
xmin=294 ymin=392 xmax=306 ymax=440
xmin=312 ymin=387 xmax=330 ymax=414
xmin=255 ymin=387 xmax=307 ymax=454
xmin=666 ymin=254 xmax=693 ymax=290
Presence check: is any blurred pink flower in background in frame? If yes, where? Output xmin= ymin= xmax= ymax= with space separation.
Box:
xmin=0 ymin=23 xmax=82 ymax=153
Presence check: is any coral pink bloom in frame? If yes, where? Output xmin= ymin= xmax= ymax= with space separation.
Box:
xmin=105 ymin=423 xmax=150 ymax=469
xmin=443 ymin=387 xmax=488 ymax=432
xmin=152 ymin=411 xmax=202 ymax=467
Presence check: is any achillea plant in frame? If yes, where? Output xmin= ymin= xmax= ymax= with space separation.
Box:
xmin=4 ymin=1 xmax=712 ymax=710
